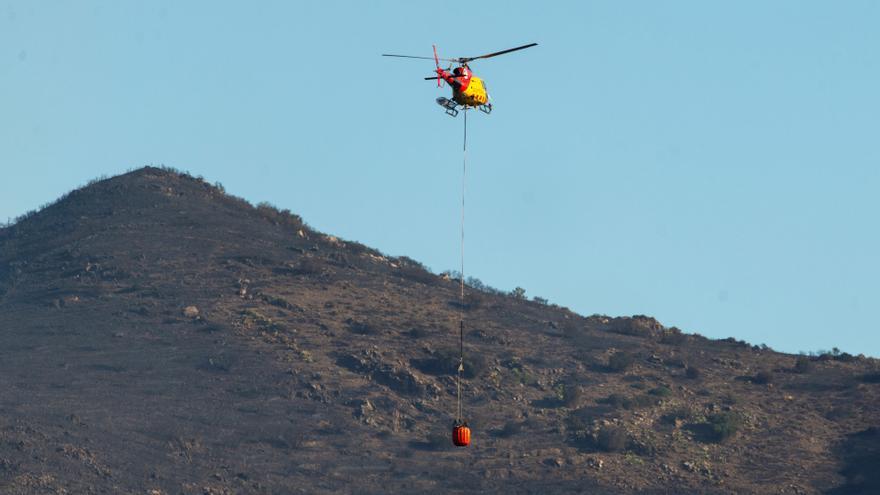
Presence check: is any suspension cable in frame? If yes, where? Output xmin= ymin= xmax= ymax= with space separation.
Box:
xmin=457 ymin=107 xmax=467 ymax=424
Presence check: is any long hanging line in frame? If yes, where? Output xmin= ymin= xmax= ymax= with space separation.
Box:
xmin=457 ymin=108 xmax=467 ymax=424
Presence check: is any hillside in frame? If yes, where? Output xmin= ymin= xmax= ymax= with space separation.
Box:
xmin=0 ymin=167 xmax=877 ymax=494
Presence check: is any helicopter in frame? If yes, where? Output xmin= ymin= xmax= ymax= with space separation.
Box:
xmin=382 ymin=43 xmax=537 ymax=117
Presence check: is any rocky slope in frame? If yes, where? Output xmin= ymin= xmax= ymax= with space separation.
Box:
xmin=0 ymin=167 xmax=877 ymax=494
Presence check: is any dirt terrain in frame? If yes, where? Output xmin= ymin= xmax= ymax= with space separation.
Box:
xmin=0 ymin=167 xmax=877 ymax=494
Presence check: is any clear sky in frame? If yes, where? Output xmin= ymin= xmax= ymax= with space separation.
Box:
xmin=2 ymin=1 xmax=878 ymax=356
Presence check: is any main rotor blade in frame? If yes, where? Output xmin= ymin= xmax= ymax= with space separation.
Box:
xmin=458 ymin=43 xmax=538 ymax=63
xmin=382 ymin=53 xmax=458 ymax=62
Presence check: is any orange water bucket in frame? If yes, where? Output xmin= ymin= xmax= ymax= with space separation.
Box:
xmin=452 ymin=424 xmax=471 ymax=447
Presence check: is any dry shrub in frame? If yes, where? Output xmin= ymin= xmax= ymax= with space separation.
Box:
xmin=200 ymin=354 xmax=236 ymax=373
xmin=495 ymin=420 xmax=522 ymax=438
xmin=407 ymin=327 xmax=430 ymax=339
xmin=685 ymin=365 xmax=702 ymax=380
xmin=410 ymin=348 xmax=488 ymax=379
xmin=294 ymin=257 xmax=325 ymax=276
xmin=607 ymin=351 xmax=635 ymax=372
xmin=347 ymin=319 xmax=380 ymax=336
xmin=609 ymin=316 xmax=664 ymax=338
xmin=661 ymin=406 xmax=695 ymax=424
xmin=601 ymin=393 xmax=658 ymax=410
xmin=862 ymin=372 xmax=880 ymax=384
xmin=561 ymin=385 xmax=582 ymax=407
xmin=753 ymin=369 xmax=774 ymax=384
xmin=660 ymin=327 xmax=687 ymax=345
xmin=397 ymin=265 xmax=437 ymax=285
xmin=596 ymin=426 xmax=628 ymax=452
xmin=423 ymin=432 xmax=449 ymax=451
xmin=255 ymin=201 xmax=305 ymax=229
xmin=794 ymin=356 xmax=814 ymax=374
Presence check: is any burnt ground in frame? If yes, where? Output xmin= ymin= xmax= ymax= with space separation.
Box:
xmin=0 ymin=167 xmax=877 ymax=494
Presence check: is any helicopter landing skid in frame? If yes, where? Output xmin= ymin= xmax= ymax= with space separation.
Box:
xmin=479 ymin=103 xmax=492 ymax=114
xmin=436 ymin=97 xmax=460 ymax=117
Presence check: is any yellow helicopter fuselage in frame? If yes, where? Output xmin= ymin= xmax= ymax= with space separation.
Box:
xmin=452 ymin=75 xmax=489 ymax=107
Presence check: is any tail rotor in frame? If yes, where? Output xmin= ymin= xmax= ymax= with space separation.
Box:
xmin=433 ymin=44 xmax=443 ymax=88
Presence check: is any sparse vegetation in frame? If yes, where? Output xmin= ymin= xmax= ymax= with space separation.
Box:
xmin=347 ymin=319 xmax=380 ymax=336
xmin=440 ymin=271 xmax=505 ymax=296
xmin=609 ymin=316 xmax=664 ymax=338
xmin=862 ymin=372 xmax=880 ymax=384
xmin=661 ymin=406 xmax=695 ymax=424
xmin=810 ymin=347 xmax=858 ymax=363
xmin=423 ymin=432 xmax=449 ymax=451
xmin=200 ymin=354 xmax=236 ymax=373
xmin=659 ymin=326 xmax=687 ymax=345
xmin=294 ymin=257 xmax=326 ymax=276
xmin=601 ymin=393 xmax=658 ymax=410
xmin=464 ymin=275 xmax=503 ymax=295
xmin=241 ymin=308 xmax=286 ymax=332
xmin=510 ymin=364 xmax=536 ymax=385
xmin=607 ymin=351 xmax=636 ymax=372
xmin=406 ymin=327 xmax=429 ymax=339
xmin=495 ymin=420 xmax=522 ymax=438
xmin=255 ymin=201 xmax=306 ymax=230
xmin=410 ymin=348 xmax=488 ymax=379
xmin=397 ymin=264 xmax=437 ymax=285
xmin=463 ymin=291 xmax=484 ymax=310
xmin=794 ymin=356 xmax=814 ymax=374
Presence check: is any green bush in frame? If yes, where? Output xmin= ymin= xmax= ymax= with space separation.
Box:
xmin=707 ymin=412 xmax=742 ymax=442
xmin=601 ymin=393 xmax=658 ymax=410
xmin=510 ymin=365 xmax=536 ymax=385
xmin=556 ymin=384 xmax=582 ymax=407
xmin=649 ymin=386 xmax=673 ymax=398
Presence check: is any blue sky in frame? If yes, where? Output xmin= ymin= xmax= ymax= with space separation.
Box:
xmin=2 ymin=1 xmax=878 ymax=356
